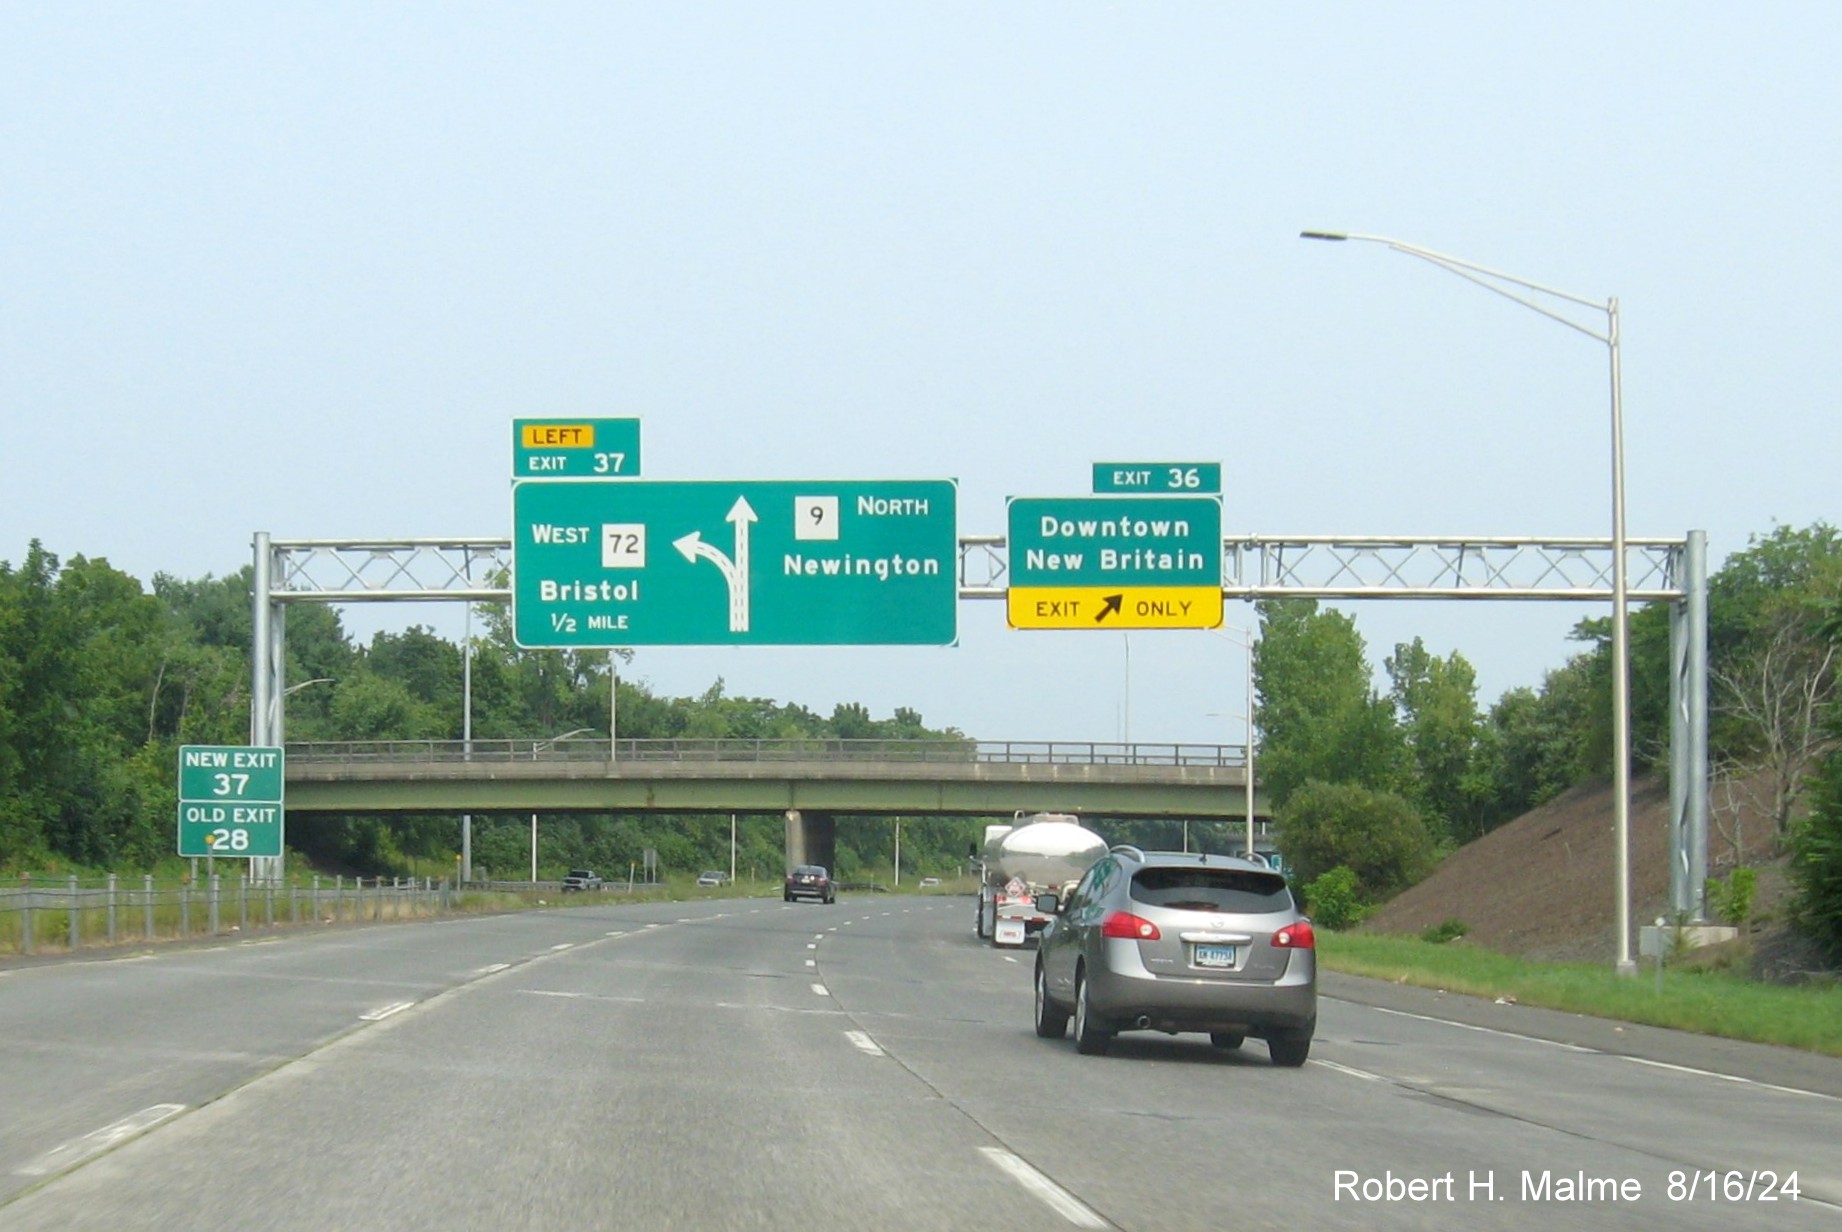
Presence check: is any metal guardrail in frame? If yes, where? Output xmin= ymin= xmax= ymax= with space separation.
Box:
xmin=0 ymin=875 xmax=453 ymax=958
xmin=285 ymin=737 xmax=1249 ymax=769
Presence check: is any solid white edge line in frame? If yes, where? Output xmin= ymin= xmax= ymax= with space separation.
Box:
xmin=18 ymin=1104 xmax=188 ymax=1176
xmin=1365 ymin=1004 xmax=1842 ymax=1101
xmin=360 ymin=1000 xmax=415 ymax=1022
xmin=979 ymin=1147 xmax=1108 ymax=1228
xmin=845 ymin=1030 xmax=885 ymax=1057
xmin=1369 ymin=1005 xmax=1597 ymax=1052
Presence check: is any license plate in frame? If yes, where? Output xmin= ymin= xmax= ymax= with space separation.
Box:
xmin=1194 ymin=944 xmax=1237 ymax=969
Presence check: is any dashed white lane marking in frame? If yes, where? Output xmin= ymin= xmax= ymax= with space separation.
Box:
xmin=805 ymin=960 xmax=816 ymax=968
xmin=807 ymin=943 xmax=817 ymax=950
xmin=360 ymin=1001 xmax=415 ymax=1021
xmin=1003 ymin=956 xmax=1019 ymax=963
xmin=17 ymin=1104 xmax=187 ymax=1177
xmin=550 ymin=943 xmax=573 ymax=951
xmin=1365 ymin=1004 xmax=1841 ymax=1101
xmin=1312 ymin=1059 xmax=1385 ymax=1082
xmin=845 ymin=1030 xmax=885 ymax=1057
xmin=474 ymin=963 xmax=511 ymax=975
xmin=979 ymin=1147 xmax=1107 ymax=1227
xmin=811 ymin=983 xmax=829 ymax=997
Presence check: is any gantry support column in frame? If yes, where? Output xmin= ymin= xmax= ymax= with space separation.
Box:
xmin=1669 ymin=530 xmax=1710 ymax=919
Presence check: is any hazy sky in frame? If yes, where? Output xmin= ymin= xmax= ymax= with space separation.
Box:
xmin=4 ymin=4 xmax=1838 ymax=746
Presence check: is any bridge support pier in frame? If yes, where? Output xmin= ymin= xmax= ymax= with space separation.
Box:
xmin=784 ymin=810 xmax=837 ymax=876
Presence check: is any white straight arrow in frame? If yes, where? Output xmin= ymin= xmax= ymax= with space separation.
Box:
xmin=726 ymin=496 xmax=757 ymax=632
xmin=673 ymin=496 xmax=758 ymax=632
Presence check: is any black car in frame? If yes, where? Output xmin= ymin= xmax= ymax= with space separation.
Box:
xmin=783 ymin=865 xmax=835 ymax=904
xmin=561 ymin=869 xmax=603 ymax=892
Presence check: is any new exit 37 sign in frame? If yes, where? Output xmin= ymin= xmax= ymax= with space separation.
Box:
xmin=513 ymin=479 xmax=958 ymax=646
xmin=1007 ymin=495 xmax=1223 ymax=630
xmin=177 ymin=745 xmax=284 ymax=858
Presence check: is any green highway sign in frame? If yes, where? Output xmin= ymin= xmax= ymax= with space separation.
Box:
xmin=1007 ymin=495 xmax=1223 ymax=630
xmin=177 ymin=745 xmax=284 ymax=858
xmin=1092 ymin=462 xmax=1222 ymax=494
xmin=512 ymin=418 xmax=642 ymax=479
xmin=513 ymin=479 xmax=958 ymax=646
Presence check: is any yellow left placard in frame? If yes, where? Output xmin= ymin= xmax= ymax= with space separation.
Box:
xmin=521 ymin=423 xmax=595 ymax=449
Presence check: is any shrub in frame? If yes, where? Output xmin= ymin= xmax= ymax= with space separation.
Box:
xmin=1421 ymin=918 xmax=1470 ymax=944
xmin=1303 ymin=866 xmax=1362 ymax=930
xmin=1706 ymin=867 xmax=1758 ymax=928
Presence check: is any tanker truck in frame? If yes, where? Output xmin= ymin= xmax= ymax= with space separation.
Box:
xmin=973 ymin=811 xmax=1109 ymax=946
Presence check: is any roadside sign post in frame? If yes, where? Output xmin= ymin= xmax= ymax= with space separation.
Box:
xmin=513 ymin=479 xmax=958 ymax=647
xmin=177 ymin=745 xmax=285 ymax=859
xmin=1006 ymin=495 xmax=1223 ymax=630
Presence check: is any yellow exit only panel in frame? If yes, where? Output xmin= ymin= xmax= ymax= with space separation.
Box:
xmin=1007 ymin=586 xmax=1223 ymax=630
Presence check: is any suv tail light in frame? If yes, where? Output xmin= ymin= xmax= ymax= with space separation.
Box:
xmin=1272 ymin=920 xmax=1316 ymax=950
xmin=1100 ymin=911 xmax=1161 ymax=941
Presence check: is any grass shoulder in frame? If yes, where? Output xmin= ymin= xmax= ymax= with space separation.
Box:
xmin=1320 ymin=930 xmax=1842 ymax=1058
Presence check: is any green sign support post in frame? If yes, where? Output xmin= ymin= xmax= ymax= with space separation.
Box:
xmin=512 ymin=479 xmax=959 ymax=646
xmin=177 ymin=745 xmax=285 ymax=858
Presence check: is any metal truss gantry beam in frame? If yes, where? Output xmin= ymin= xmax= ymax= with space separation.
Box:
xmin=262 ymin=533 xmax=1692 ymax=604
xmin=251 ymin=530 xmax=1709 ymax=918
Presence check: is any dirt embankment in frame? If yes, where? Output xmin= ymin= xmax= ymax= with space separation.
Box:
xmin=1361 ymin=772 xmax=1799 ymax=967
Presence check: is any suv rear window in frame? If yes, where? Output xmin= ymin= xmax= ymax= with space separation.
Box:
xmin=1129 ymin=866 xmax=1294 ymax=914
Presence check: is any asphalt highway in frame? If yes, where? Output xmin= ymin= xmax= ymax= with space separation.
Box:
xmin=2 ymin=896 xmax=1837 ymax=1230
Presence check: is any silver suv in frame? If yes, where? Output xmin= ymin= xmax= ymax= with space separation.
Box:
xmin=1032 ymin=847 xmax=1316 ymax=1065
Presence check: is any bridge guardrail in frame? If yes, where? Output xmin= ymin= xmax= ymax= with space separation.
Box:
xmin=286 ymin=738 xmax=1248 ymax=769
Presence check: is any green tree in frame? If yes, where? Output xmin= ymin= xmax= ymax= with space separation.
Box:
xmin=1254 ymin=599 xmax=1409 ymax=805
xmin=1275 ymin=779 xmax=1434 ymax=900
xmin=1790 ymin=598 xmax=1842 ymax=964
xmin=1387 ymin=638 xmax=1494 ymax=843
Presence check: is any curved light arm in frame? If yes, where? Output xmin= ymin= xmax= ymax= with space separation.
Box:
xmin=1301 ymin=230 xmax=1611 ymax=345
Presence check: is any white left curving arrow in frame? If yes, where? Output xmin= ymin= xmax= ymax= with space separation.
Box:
xmin=673 ymin=496 xmax=758 ymax=632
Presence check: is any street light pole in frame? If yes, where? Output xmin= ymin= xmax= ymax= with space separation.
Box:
xmin=1301 ymin=229 xmax=1636 ymax=975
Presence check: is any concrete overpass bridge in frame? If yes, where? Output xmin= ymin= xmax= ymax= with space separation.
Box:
xmin=285 ymin=737 xmax=1268 ymax=876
